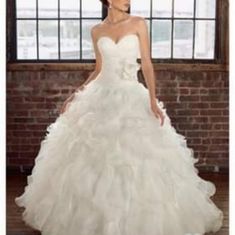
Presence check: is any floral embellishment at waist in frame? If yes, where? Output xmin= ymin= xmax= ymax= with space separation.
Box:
xmin=116 ymin=59 xmax=141 ymax=81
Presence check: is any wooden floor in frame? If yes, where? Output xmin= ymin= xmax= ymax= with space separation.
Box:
xmin=7 ymin=172 xmax=229 ymax=235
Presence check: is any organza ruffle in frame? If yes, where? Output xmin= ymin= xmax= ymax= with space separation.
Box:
xmin=15 ymin=79 xmax=223 ymax=235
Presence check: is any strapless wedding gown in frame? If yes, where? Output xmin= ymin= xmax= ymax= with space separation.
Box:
xmin=15 ymin=33 xmax=224 ymax=235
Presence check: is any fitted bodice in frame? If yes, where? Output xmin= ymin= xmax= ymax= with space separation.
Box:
xmin=96 ymin=34 xmax=141 ymax=83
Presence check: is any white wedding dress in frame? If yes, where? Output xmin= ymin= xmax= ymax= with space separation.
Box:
xmin=15 ymin=33 xmax=224 ymax=235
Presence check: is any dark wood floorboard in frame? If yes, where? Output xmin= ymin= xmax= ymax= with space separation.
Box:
xmin=7 ymin=172 xmax=229 ymax=235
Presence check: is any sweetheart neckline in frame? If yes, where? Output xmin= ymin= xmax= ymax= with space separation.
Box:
xmin=97 ymin=33 xmax=138 ymax=45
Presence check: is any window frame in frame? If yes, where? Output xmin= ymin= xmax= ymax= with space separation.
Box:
xmin=9 ymin=0 xmax=221 ymax=64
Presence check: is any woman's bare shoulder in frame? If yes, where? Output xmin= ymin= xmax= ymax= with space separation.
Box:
xmin=91 ymin=22 xmax=104 ymax=31
xmin=130 ymin=15 xmax=148 ymax=34
xmin=90 ymin=22 xmax=105 ymax=39
xmin=128 ymin=15 xmax=147 ymax=32
xmin=129 ymin=15 xmax=146 ymax=23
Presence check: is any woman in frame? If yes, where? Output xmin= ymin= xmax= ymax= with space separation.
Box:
xmin=61 ymin=0 xmax=165 ymax=126
xmin=15 ymin=0 xmax=224 ymax=234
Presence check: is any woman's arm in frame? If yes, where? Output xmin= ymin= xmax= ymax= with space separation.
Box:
xmin=60 ymin=25 xmax=102 ymax=114
xmin=75 ymin=25 xmax=102 ymax=91
xmin=137 ymin=17 xmax=157 ymax=106
xmin=75 ymin=70 xmax=100 ymax=92
xmin=137 ymin=17 xmax=165 ymax=126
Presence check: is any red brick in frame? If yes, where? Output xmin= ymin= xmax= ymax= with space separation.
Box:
xmin=211 ymin=138 xmax=229 ymax=144
xmin=188 ymin=116 xmax=209 ymax=123
xmin=177 ymin=109 xmax=199 ymax=116
xmin=200 ymin=96 xmax=224 ymax=102
xmin=187 ymin=131 xmax=208 ymax=138
xmin=13 ymin=118 xmax=34 ymax=123
xmin=178 ymin=123 xmax=200 ymax=130
xmin=179 ymin=88 xmax=190 ymax=94
xmin=208 ymin=145 xmax=229 ymax=151
xmin=24 ymin=97 xmax=46 ymax=102
xmin=210 ymin=102 xmax=228 ymax=108
xmin=200 ymin=110 xmax=223 ymax=116
xmin=187 ymin=138 xmax=202 ymax=144
xmin=158 ymin=95 xmax=178 ymax=102
xmin=210 ymin=116 xmax=229 ymax=122
xmin=180 ymin=96 xmax=200 ymax=102
xmin=188 ymin=103 xmax=209 ymax=109
xmin=7 ymin=111 xmax=29 ymax=117
xmin=189 ymin=89 xmax=200 ymax=95
xmin=214 ymin=124 xmax=229 ymax=129
xmin=200 ymin=124 xmax=213 ymax=129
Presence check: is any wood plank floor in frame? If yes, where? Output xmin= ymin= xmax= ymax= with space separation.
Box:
xmin=7 ymin=172 xmax=229 ymax=235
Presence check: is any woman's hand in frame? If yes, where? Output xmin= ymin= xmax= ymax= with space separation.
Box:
xmin=60 ymin=85 xmax=86 ymax=114
xmin=60 ymin=93 xmax=75 ymax=114
xmin=150 ymin=103 xmax=165 ymax=126
xmin=75 ymin=84 xmax=85 ymax=92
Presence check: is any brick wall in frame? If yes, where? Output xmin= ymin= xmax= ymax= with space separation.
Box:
xmin=6 ymin=66 xmax=229 ymax=173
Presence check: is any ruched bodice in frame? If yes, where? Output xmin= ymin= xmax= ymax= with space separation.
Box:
xmin=96 ymin=34 xmax=141 ymax=83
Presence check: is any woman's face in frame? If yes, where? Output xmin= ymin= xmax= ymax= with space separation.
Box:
xmin=109 ymin=0 xmax=130 ymax=12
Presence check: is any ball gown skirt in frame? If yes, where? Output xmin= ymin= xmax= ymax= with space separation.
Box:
xmin=15 ymin=33 xmax=224 ymax=235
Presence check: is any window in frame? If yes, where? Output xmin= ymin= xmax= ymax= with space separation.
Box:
xmin=13 ymin=0 xmax=217 ymax=62
xmin=131 ymin=0 xmax=217 ymax=60
xmin=15 ymin=0 xmax=102 ymax=61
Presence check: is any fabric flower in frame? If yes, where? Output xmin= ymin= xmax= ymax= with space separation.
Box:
xmin=117 ymin=59 xmax=141 ymax=81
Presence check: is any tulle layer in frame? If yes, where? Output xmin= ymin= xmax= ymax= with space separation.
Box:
xmin=15 ymin=79 xmax=223 ymax=235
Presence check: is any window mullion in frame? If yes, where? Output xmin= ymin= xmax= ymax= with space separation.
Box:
xmin=79 ymin=0 xmax=82 ymax=60
xmin=171 ymin=0 xmax=175 ymax=59
xmin=58 ymin=0 xmax=61 ymax=59
xmin=192 ymin=0 xmax=196 ymax=59
xmin=214 ymin=0 xmax=219 ymax=61
xmin=13 ymin=0 xmax=17 ymax=61
xmin=36 ymin=0 xmax=39 ymax=60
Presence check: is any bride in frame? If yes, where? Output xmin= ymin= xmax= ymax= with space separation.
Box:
xmin=15 ymin=0 xmax=224 ymax=235
xmin=61 ymin=0 xmax=165 ymax=125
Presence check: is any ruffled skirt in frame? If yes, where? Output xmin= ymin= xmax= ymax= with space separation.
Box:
xmin=15 ymin=78 xmax=224 ymax=235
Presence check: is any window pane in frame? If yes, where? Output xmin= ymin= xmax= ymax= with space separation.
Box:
xmin=16 ymin=0 xmax=36 ymax=18
xmin=60 ymin=20 xmax=80 ymax=59
xmin=173 ymin=20 xmax=193 ymax=58
xmin=60 ymin=0 xmax=80 ymax=18
xmin=82 ymin=20 xmax=101 ymax=59
xmin=130 ymin=0 xmax=151 ymax=17
xmin=38 ymin=20 xmax=58 ymax=59
xmin=174 ymin=0 xmax=194 ymax=18
xmin=38 ymin=0 xmax=58 ymax=18
xmin=194 ymin=20 xmax=215 ymax=59
xmin=82 ymin=0 xmax=102 ymax=17
xmin=17 ymin=20 xmax=37 ymax=59
xmin=152 ymin=0 xmax=172 ymax=17
xmin=196 ymin=0 xmax=216 ymax=18
xmin=152 ymin=20 xmax=171 ymax=58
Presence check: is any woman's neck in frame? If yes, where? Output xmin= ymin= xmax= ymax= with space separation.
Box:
xmin=106 ymin=8 xmax=129 ymax=24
